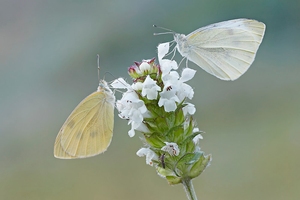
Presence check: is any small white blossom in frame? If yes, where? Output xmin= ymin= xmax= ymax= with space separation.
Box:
xmin=193 ymin=127 xmax=201 ymax=133
xmin=176 ymin=68 xmax=196 ymax=101
xmin=158 ymin=88 xmax=180 ymax=112
xmin=111 ymin=78 xmax=131 ymax=89
xmin=158 ymin=43 xmax=178 ymax=77
xmin=179 ymin=68 xmax=196 ymax=82
xmin=177 ymin=83 xmax=194 ymax=101
xmin=136 ymin=147 xmax=158 ymax=166
xmin=157 ymin=42 xmax=170 ymax=61
xmin=141 ymin=75 xmax=161 ymax=100
xmin=128 ymin=120 xmax=150 ymax=137
xmin=162 ymin=71 xmax=180 ymax=86
xmin=193 ymin=134 xmax=203 ymax=145
xmin=139 ymin=62 xmax=151 ymax=72
xmin=182 ymin=103 xmax=196 ymax=116
xmin=160 ymin=59 xmax=178 ymax=77
xmin=117 ymin=91 xmax=147 ymax=122
xmin=161 ymin=142 xmax=180 ymax=156
xmin=114 ymin=77 xmax=153 ymax=137
xmin=132 ymin=82 xmax=143 ymax=91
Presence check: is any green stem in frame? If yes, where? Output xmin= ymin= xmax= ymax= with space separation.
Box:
xmin=182 ymin=178 xmax=198 ymax=200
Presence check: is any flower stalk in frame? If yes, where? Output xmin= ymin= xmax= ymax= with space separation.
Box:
xmin=182 ymin=178 xmax=198 ymax=200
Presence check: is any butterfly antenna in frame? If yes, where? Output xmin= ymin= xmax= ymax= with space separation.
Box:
xmin=97 ymin=54 xmax=101 ymax=82
xmin=153 ymin=24 xmax=175 ymax=35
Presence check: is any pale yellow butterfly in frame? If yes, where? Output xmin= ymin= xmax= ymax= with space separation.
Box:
xmin=156 ymin=18 xmax=266 ymax=81
xmin=54 ymin=57 xmax=115 ymax=159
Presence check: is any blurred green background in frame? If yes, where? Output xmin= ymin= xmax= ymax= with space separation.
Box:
xmin=1 ymin=0 xmax=299 ymax=199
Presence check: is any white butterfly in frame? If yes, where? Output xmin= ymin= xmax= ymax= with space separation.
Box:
xmin=54 ymin=56 xmax=115 ymax=159
xmin=54 ymin=80 xmax=115 ymax=159
xmin=158 ymin=19 xmax=266 ymax=81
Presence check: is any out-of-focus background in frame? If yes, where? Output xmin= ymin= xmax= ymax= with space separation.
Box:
xmin=1 ymin=0 xmax=299 ymax=199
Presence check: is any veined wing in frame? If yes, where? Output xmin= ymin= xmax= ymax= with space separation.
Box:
xmin=185 ymin=19 xmax=265 ymax=80
xmin=54 ymin=90 xmax=114 ymax=159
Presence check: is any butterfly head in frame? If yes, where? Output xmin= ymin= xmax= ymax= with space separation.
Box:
xmin=174 ymin=33 xmax=190 ymax=57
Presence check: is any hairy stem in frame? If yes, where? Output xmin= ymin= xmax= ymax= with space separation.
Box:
xmin=182 ymin=178 xmax=198 ymax=200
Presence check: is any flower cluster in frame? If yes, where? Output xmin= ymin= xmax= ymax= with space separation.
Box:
xmin=111 ymin=43 xmax=211 ymax=184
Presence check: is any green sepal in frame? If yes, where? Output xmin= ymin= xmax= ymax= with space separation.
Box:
xmin=185 ymin=152 xmax=203 ymax=165
xmin=165 ymin=111 xmax=176 ymax=128
xmin=184 ymin=116 xmax=194 ymax=137
xmin=156 ymin=167 xmax=181 ymax=185
xmin=166 ymin=175 xmax=182 ymax=185
xmin=144 ymin=133 xmax=165 ymax=148
xmin=146 ymin=102 xmax=165 ymax=118
xmin=188 ymin=154 xmax=211 ymax=179
xmin=166 ymin=126 xmax=184 ymax=142
xmin=181 ymin=132 xmax=200 ymax=153
xmin=174 ymin=153 xmax=195 ymax=176
xmin=174 ymin=107 xmax=185 ymax=127
xmin=145 ymin=116 xmax=169 ymax=134
xmin=149 ymin=72 xmax=159 ymax=81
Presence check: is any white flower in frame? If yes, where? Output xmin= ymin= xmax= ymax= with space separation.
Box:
xmin=136 ymin=147 xmax=158 ymax=166
xmin=162 ymin=71 xmax=180 ymax=86
xmin=111 ymin=78 xmax=131 ymax=89
xmin=160 ymin=59 xmax=178 ymax=77
xmin=193 ymin=127 xmax=201 ymax=133
xmin=158 ymin=88 xmax=180 ymax=112
xmin=177 ymin=83 xmax=194 ymax=101
xmin=176 ymin=68 xmax=196 ymax=101
xmin=139 ymin=62 xmax=151 ymax=73
xmin=117 ymin=91 xmax=146 ymax=121
xmin=132 ymin=82 xmax=143 ymax=91
xmin=158 ymin=43 xmax=178 ymax=77
xmin=113 ymin=78 xmax=153 ymax=137
xmin=192 ymin=134 xmax=203 ymax=145
xmin=128 ymin=120 xmax=150 ymax=137
xmin=158 ymin=71 xmax=181 ymax=112
xmin=141 ymin=75 xmax=161 ymax=100
xmin=161 ymin=142 xmax=180 ymax=156
xmin=157 ymin=42 xmax=170 ymax=61
xmin=179 ymin=68 xmax=196 ymax=82
xmin=182 ymin=102 xmax=196 ymax=115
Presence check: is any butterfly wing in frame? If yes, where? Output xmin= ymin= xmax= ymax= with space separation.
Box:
xmin=54 ymin=89 xmax=115 ymax=159
xmin=54 ymin=132 xmax=76 ymax=159
xmin=183 ymin=19 xmax=266 ymax=80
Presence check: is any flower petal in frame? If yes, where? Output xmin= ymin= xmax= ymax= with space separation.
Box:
xmin=158 ymin=42 xmax=170 ymax=60
xmin=111 ymin=78 xmax=131 ymax=89
xmin=180 ymin=68 xmax=196 ymax=82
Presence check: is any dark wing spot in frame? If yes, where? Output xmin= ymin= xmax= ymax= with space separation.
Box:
xmin=76 ymin=131 xmax=82 ymax=139
xmin=68 ymin=120 xmax=75 ymax=129
xmin=90 ymin=131 xmax=97 ymax=138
